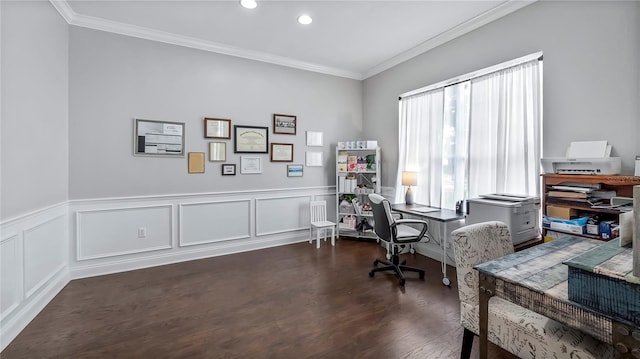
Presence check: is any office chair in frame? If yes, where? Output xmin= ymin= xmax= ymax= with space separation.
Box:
xmin=451 ymin=221 xmax=614 ymax=359
xmin=367 ymin=193 xmax=429 ymax=286
xmin=309 ymin=200 xmax=336 ymax=248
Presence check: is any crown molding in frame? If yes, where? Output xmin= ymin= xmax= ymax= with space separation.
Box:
xmin=48 ymin=0 xmax=363 ymax=80
xmin=49 ymin=0 xmax=535 ymax=81
xmin=363 ymin=0 xmax=537 ymax=79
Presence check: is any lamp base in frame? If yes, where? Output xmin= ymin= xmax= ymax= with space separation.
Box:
xmin=405 ymin=187 xmax=414 ymax=205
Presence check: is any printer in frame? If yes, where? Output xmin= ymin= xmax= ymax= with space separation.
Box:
xmin=466 ymin=194 xmax=540 ymax=246
xmin=541 ymin=140 xmax=621 ymax=175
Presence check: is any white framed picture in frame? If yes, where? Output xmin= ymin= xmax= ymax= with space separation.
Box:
xmin=240 ymin=156 xmax=263 ymax=174
xmin=306 ymin=131 xmax=323 ymax=146
xmin=305 ymin=151 xmax=323 ymax=167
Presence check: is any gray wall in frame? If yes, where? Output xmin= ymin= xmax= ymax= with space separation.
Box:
xmin=1 ymin=1 xmax=69 ymax=220
xmin=363 ymin=0 xmax=640 ymax=186
xmin=69 ymin=28 xmax=362 ymax=199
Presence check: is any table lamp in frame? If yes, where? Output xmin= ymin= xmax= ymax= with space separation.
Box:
xmin=402 ymin=171 xmax=417 ymax=205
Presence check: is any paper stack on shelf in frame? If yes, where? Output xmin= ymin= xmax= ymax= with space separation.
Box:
xmin=546 ymin=185 xmax=617 ymax=208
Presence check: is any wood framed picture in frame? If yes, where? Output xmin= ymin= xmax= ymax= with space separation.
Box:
xmin=188 ymin=152 xmax=205 ymax=173
xmin=240 ymin=156 xmax=263 ymax=174
xmin=134 ymin=118 xmax=185 ymax=157
xmin=287 ymin=164 xmax=303 ymax=177
xmin=273 ymin=114 xmax=296 ymax=135
xmin=270 ymin=143 xmax=294 ymax=162
xmin=234 ymin=125 xmax=268 ymax=153
xmin=209 ymin=142 xmax=226 ymax=161
xmin=222 ymin=164 xmax=236 ymax=176
xmin=204 ymin=118 xmax=231 ymax=139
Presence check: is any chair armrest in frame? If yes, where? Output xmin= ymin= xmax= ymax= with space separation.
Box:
xmin=393 ymin=219 xmax=429 ymax=242
xmin=390 ymin=211 xmax=404 ymax=220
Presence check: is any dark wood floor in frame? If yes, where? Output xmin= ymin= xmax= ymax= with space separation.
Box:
xmin=2 ymin=239 xmax=518 ymax=359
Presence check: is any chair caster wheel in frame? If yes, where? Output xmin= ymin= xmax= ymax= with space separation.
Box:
xmin=373 ymin=260 xmax=379 ymax=266
xmin=410 ymin=247 xmax=415 ymax=254
xmin=386 ymin=253 xmax=391 ymax=260
xmin=369 ymin=271 xmax=375 ymax=278
xmin=442 ymin=277 xmax=451 ymax=286
xmin=419 ymin=272 xmax=425 ymax=280
xmin=399 ymin=279 xmax=405 ymax=286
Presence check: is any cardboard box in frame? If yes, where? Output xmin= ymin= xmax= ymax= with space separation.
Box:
xmin=549 ymin=221 xmax=585 ymax=234
xmin=546 ymin=205 xmax=578 ymax=220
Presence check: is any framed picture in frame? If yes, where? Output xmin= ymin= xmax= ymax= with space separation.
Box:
xmin=222 ymin=164 xmax=236 ymax=176
xmin=306 ymin=131 xmax=323 ymax=146
xmin=287 ymin=164 xmax=303 ymax=177
xmin=270 ymin=143 xmax=294 ymax=162
xmin=188 ymin=152 xmax=205 ymax=173
xmin=134 ymin=118 xmax=185 ymax=157
xmin=240 ymin=156 xmax=263 ymax=174
xmin=273 ymin=114 xmax=296 ymax=135
xmin=204 ymin=118 xmax=231 ymax=139
xmin=306 ymin=151 xmax=323 ymax=167
xmin=209 ymin=142 xmax=226 ymax=161
xmin=234 ymin=125 xmax=268 ymax=153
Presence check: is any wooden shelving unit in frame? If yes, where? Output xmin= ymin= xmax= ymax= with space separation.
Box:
xmin=542 ymin=174 xmax=640 ymax=240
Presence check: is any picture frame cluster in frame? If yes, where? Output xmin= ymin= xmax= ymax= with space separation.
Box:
xmin=137 ymin=113 xmax=318 ymax=178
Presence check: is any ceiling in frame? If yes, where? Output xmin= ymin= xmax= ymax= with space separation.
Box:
xmin=53 ymin=0 xmax=534 ymax=80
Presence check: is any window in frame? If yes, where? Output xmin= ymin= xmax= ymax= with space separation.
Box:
xmin=396 ymin=53 xmax=543 ymax=209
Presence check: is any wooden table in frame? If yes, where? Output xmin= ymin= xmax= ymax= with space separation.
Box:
xmin=474 ymin=235 xmax=640 ymax=359
xmin=391 ymin=203 xmax=464 ymax=286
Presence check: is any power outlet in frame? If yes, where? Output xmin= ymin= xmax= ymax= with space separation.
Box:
xmin=137 ymin=227 xmax=147 ymax=238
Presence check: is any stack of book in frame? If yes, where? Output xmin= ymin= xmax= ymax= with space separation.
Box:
xmin=546 ymin=183 xmax=616 ymax=208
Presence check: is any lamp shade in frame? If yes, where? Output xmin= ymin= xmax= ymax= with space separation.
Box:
xmin=402 ymin=171 xmax=417 ymax=187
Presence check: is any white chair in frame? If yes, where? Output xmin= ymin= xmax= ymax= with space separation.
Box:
xmin=451 ymin=221 xmax=614 ymax=359
xmin=309 ymin=200 xmax=336 ymax=248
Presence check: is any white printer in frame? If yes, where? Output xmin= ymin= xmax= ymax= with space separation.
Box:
xmin=541 ymin=140 xmax=621 ymax=175
xmin=466 ymin=194 xmax=540 ymax=246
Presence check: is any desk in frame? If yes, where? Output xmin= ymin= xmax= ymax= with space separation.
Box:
xmin=475 ymin=236 xmax=639 ymax=359
xmin=391 ymin=203 xmax=464 ymax=286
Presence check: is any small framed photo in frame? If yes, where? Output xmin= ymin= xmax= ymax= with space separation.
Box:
xmin=287 ymin=164 xmax=303 ymax=177
xmin=204 ymin=118 xmax=231 ymax=139
xmin=240 ymin=156 xmax=263 ymax=174
xmin=209 ymin=142 xmax=226 ymax=161
xmin=234 ymin=125 xmax=269 ymax=153
xmin=222 ymin=164 xmax=236 ymax=176
xmin=188 ymin=152 xmax=205 ymax=173
xmin=306 ymin=131 xmax=323 ymax=146
xmin=273 ymin=114 xmax=296 ymax=135
xmin=270 ymin=143 xmax=294 ymax=162
xmin=306 ymin=151 xmax=323 ymax=167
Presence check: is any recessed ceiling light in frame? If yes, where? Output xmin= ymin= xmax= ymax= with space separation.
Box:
xmin=239 ymin=0 xmax=257 ymax=9
xmin=297 ymin=15 xmax=312 ymax=25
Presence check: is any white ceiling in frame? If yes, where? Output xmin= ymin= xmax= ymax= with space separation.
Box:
xmin=54 ymin=0 xmax=534 ymax=80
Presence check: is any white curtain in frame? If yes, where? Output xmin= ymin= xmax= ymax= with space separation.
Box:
xmin=397 ymin=58 xmax=541 ymax=209
xmin=468 ymin=60 xmax=541 ymax=198
xmin=396 ymin=89 xmax=444 ymax=204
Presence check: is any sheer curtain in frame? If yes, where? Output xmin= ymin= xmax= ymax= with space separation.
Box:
xmin=468 ymin=60 xmax=541 ymax=198
xmin=397 ymin=57 xmax=542 ymax=209
xmin=395 ymin=89 xmax=443 ymax=204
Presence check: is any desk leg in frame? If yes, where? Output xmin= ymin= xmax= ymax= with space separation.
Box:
xmin=478 ymin=273 xmax=495 ymax=359
xmin=441 ymin=222 xmax=451 ymax=286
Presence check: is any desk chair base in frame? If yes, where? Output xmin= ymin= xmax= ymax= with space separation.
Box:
xmin=368 ymin=252 xmax=425 ymax=286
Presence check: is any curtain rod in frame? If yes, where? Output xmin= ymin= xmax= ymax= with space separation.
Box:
xmin=399 ymin=51 xmax=543 ymax=100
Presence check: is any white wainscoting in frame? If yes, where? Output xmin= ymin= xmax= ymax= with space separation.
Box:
xmin=76 ymin=205 xmax=173 ymax=260
xmin=0 ymin=203 xmax=69 ymax=351
xmin=70 ymin=187 xmax=335 ymax=279
xmin=179 ymin=199 xmax=251 ymax=246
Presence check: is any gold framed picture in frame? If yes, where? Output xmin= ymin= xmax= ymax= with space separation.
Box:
xmin=188 ymin=152 xmax=205 ymax=173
